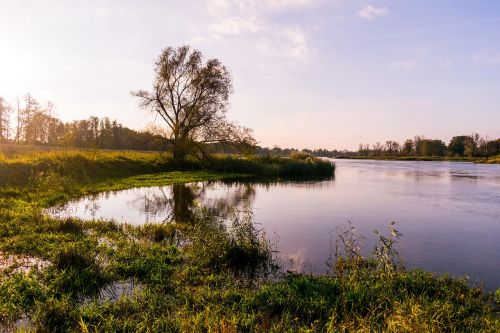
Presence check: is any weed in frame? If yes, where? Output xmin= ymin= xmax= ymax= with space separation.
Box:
xmin=327 ymin=220 xmax=365 ymax=277
xmin=57 ymin=219 xmax=83 ymax=234
xmin=186 ymin=209 xmax=277 ymax=280
xmin=373 ymin=221 xmax=403 ymax=277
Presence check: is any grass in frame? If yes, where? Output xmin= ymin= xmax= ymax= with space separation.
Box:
xmin=0 ymin=148 xmax=498 ymax=332
xmin=205 ymin=154 xmax=335 ymax=178
xmin=0 ymin=148 xmax=334 ymax=189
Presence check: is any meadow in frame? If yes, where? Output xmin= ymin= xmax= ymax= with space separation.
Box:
xmin=0 ymin=148 xmax=498 ymax=332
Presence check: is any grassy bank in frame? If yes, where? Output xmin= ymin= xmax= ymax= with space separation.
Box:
xmin=337 ymin=155 xmax=500 ymax=164
xmin=482 ymin=155 xmax=500 ymax=164
xmin=0 ymin=149 xmax=498 ymax=332
xmin=0 ymin=148 xmax=335 ymax=188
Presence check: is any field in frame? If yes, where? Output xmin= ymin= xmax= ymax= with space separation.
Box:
xmin=0 ymin=148 xmax=498 ymax=332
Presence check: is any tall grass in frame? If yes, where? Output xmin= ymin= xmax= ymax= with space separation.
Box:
xmin=0 ymin=149 xmax=175 ymax=187
xmin=203 ymin=154 xmax=335 ymax=178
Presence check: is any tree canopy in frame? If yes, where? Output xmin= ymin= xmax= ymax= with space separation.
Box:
xmin=133 ymin=46 xmax=255 ymax=163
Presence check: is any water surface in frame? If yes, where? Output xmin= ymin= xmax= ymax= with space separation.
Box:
xmin=53 ymin=159 xmax=500 ymax=289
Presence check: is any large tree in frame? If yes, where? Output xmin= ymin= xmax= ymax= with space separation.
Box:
xmin=133 ymin=46 xmax=255 ymax=163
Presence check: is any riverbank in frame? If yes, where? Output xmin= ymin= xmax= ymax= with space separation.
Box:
xmin=335 ymin=155 xmax=490 ymax=162
xmin=0 ymin=150 xmax=498 ymax=331
xmin=336 ymin=155 xmax=500 ymax=164
xmin=482 ymin=155 xmax=500 ymax=164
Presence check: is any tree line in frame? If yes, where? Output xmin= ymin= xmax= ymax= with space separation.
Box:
xmin=2 ymin=94 xmax=498 ymax=159
xmin=355 ymin=135 xmax=500 ymax=158
xmin=0 ymin=94 xmax=166 ymax=150
xmin=254 ymin=134 xmax=500 ymax=160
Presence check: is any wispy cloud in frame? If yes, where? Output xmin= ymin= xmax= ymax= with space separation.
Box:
xmin=387 ymin=60 xmax=420 ymax=69
xmin=208 ymin=0 xmax=318 ymax=14
xmin=357 ymin=5 xmax=388 ymax=20
xmin=257 ymin=27 xmax=310 ymax=62
xmin=473 ymin=50 xmax=500 ymax=66
xmin=202 ymin=0 xmax=313 ymax=62
xmin=362 ymin=16 xmax=500 ymax=41
xmin=210 ymin=16 xmax=262 ymax=35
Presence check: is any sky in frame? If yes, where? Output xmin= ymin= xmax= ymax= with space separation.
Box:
xmin=1 ymin=0 xmax=500 ymax=150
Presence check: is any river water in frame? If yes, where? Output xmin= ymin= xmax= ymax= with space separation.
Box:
xmin=52 ymin=159 xmax=500 ymax=289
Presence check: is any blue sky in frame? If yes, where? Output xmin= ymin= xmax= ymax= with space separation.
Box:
xmin=1 ymin=0 xmax=499 ymax=149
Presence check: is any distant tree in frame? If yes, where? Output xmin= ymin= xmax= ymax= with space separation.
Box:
xmin=132 ymin=45 xmax=255 ymax=163
xmin=357 ymin=144 xmax=364 ymax=155
xmin=419 ymin=139 xmax=446 ymax=156
xmin=471 ymin=132 xmax=481 ymax=150
xmin=0 ymin=97 xmax=12 ymax=142
xmin=372 ymin=142 xmax=383 ymax=156
xmin=402 ymin=139 xmax=414 ymax=156
xmin=19 ymin=93 xmax=39 ymax=144
xmin=413 ymin=135 xmax=425 ymax=156
xmin=479 ymin=138 xmax=500 ymax=157
xmin=46 ymin=116 xmax=64 ymax=146
xmin=14 ymin=98 xmax=21 ymax=143
xmin=384 ymin=140 xmax=401 ymax=156
xmin=448 ymin=136 xmax=477 ymax=157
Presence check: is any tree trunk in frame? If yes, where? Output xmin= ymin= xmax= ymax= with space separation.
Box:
xmin=172 ymin=140 xmax=188 ymax=164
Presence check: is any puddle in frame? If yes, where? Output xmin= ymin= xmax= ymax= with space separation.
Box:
xmin=0 ymin=252 xmax=50 ymax=276
xmin=83 ymin=279 xmax=144 ymax=305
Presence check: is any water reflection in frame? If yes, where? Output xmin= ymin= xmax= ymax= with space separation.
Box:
xmin=52 ymin=179 xmax=330 ymax=225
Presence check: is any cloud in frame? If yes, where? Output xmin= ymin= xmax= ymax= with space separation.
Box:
xmin=256 ymin=27 xmax=310 ymax=62
xmin=439 ymin=60 xmax=452 ymax=69
xmin=387 ymin=60 xmax=420 ymax=69
xmin=203 ymin=0 xmax=313 ymax=62
xmin=262 ymin=0 xmax=317 ymax=9
xmin=357 ymin=5 xmax=388 ymax=20
xmin=472 ymin=50 xmax=500 ymax=66
xmin=207 ymin=0 xmax=318 ymax=15
xmin=210 ymin=16 xmax=262 ymax=35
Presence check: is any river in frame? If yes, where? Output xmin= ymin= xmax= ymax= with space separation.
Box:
xmin=52 ymin=159 xmax=500 ymax=290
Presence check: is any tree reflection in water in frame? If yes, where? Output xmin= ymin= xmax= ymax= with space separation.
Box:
xmin=129 ymin=181 xmax=257 ymax=224
xmin=49 ymin=177 xmax=332 ymax=225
